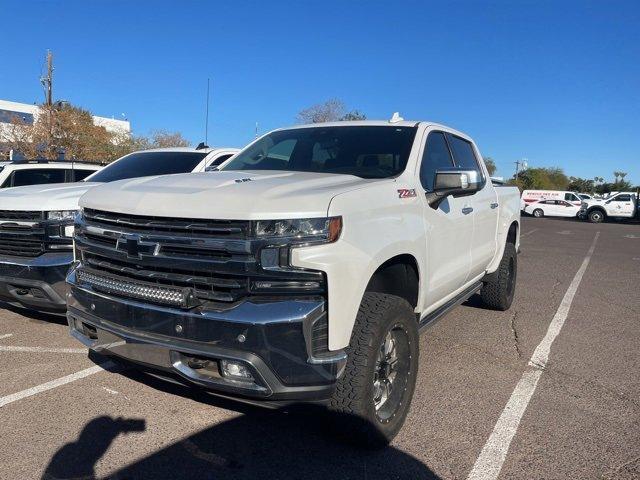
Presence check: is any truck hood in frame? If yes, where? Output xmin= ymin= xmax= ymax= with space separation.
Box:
xmin=0 ymin=182 xmax=101 ymax=211
xmin=80 ymin=171 xmax=387 ymax=219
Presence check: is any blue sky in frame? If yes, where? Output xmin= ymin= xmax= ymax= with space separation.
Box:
xmin=1 ymin=0 xmax=638 ymax=183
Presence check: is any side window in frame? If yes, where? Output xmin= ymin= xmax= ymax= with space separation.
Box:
xmin=72 ymin=169 xmax=96 ymax=182
xmin=12 ymin=168 xmax=66 ymax=187
xmin=419 ymin=132 xmax=454 ymax=191
xmin=209 ymin=154 xmax=234 ymax=168
xmin=447 ymin=134 xmax=481 ymax=172
xmin=613 ymin=194 xmax=631 ymax=202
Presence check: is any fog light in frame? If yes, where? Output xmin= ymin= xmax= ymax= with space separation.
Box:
xmin=220 ymin=359 xmax=254 ymax=382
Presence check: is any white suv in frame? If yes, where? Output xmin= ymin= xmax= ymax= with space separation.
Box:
xmin=0 ymin=160 xmax=102 ymax=189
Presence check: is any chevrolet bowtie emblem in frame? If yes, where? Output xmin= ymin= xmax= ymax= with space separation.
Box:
xmin=115 ymin=234 xmax=158 ymax=258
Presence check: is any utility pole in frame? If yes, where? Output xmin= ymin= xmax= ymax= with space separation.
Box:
xmin=255 ymin=122 xmax=259 ymax=138
xmin=40 ymin=50 xmax=54 ymax=159
xmin=205 ymin=78 xmax=210 ymax=145
xmin=41 ymin=50 xmax=53 ymax=107
xmin=514 ymin=158 xmax=528 ymax=180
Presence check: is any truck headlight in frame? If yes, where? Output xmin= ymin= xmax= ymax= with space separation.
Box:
xmin=46 ymin=210 xmax=78 ymax=221
xmin=253 ymin=217 xmax=342 ymax=243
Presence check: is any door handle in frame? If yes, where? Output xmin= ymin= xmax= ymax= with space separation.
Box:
xmin=462 ymin=207 xmax=474 ymax=215
xmin=490 ymin=202 xmax=499 ymax=209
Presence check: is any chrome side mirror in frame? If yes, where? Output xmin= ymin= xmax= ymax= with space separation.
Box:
xmin=426 ymin=169 xmax=482 ymax=208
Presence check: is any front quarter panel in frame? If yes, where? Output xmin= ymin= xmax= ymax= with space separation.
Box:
xmin=291 ymin=181 xmax=425 ymax=350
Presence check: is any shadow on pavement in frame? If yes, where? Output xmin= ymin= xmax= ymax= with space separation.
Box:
xmin=42 ymin=369 xmax=439 ymax=480
xmin=0 ymin=301 xmax=67 ymax=325
xmin=41 ymin=416 xmax=146 ymax=480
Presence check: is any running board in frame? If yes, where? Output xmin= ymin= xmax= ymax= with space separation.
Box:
xmin=418 ymin=282 xmax=483 ymax=332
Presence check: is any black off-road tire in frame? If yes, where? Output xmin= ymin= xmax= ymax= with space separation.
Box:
xmin=588 ymin=209 xmax=605 ymax=223
xmin=328 ymin=292 xmax=419 ymax=448
xmin=481 ymin=242 xmax=517 ymax=311
xmin=532 ymin=208 xmax=544 ymax=218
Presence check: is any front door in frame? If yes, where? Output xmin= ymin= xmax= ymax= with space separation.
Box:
xmin=605 ymin=194 xmax=635 ymax=216
xmin=418 ymin=130 xmax=473 ymax=306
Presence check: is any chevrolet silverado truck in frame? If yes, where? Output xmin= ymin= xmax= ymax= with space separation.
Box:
xmin=0 ymin=147 xmax=238 ymax=314
xmin=578 ymin=191 xmax=639 ymax=223
xmin=67 ymin=119 xmax=520 ymax=445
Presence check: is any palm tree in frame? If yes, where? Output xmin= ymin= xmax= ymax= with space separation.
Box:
xmin=613 ymin=171 xmax=621 ymax=184
xmin=619 ymin=172 xmax=627 ymax=182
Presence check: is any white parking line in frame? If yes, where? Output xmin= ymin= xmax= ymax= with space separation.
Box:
xmin=0 ymin=346 xmax=87 ymax=354
xmin=520 ymin=228 xmax=538 ymax=238
xmin=467 ymin=231 xmax=600 ymax=480
xmin=0 ymin=361 xmax=115 ymax=408
xmin=0 ymin=334 xmax=13 ymax=340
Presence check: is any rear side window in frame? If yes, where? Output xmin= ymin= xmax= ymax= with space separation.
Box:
xmin=12 ymin=168 xmax=66 ymax=187
xmin=447 ymin=134 xmax=480 ymax=171
xmin=72 ymin=169 xmax=97 ymax=182
xmin=420 ymin=132 xmax=454 ymax=191
xmin=208 ymin=154 xmax=234 ymax=168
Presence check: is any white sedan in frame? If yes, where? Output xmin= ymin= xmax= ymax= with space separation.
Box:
xmin=524 ymin=199 xmax=580 ymax=218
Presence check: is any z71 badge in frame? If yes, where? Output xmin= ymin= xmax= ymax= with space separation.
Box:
xmin=397 ymin=189 xmax=417 ymax=198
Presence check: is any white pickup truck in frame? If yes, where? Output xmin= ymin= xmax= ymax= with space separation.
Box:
xmin=578 ymin=191 xmax=639 ymax=223
xmin=67 ymin=119 xmax=520 ymax=445
xmin=0 ymin=147 xmax=238 ymax=314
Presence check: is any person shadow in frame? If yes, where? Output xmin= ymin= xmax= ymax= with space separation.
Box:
xmin=42 ymin=369 xmax=440 ymax=480
xmin=41 ymin=416 xmax=145 ymax=480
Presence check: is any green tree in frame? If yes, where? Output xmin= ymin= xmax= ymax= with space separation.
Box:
xmin=513 ymin=167 xmax=569 ymax=190
xmin=567 ymin=176 xmax=595 ymax=193
xmin=483 ymin=157 xmax=497 ymax=176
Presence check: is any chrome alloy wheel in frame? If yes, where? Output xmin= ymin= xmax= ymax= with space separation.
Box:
xmin=373 ymin=325 xmax=411 ymax=422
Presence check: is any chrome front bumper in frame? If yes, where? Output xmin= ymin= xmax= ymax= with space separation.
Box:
xmin=66 ymin=268 xmax=346 ymax=401
xmin=0 ymin=252 xmax=73 ymax=314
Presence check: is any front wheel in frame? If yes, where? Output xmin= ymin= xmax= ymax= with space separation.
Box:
xmin=481 ymin=243 xmax=517 ymax=311
xmin=532 ymin=208 xmax=544 ymax=218
xmin=329 ymin=292 xmax=419 ymax=448
xmin=588 ymin=210 xmax=605 ymax=223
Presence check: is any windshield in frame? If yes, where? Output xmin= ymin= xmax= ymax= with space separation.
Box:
xmin=222 ymin=126 xmax=418 ymax=179
xmin=85 ymin=151 xmax=208 ymax=183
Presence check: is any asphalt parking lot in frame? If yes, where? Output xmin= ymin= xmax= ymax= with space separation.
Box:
xmin=0 ymin=216 xmax=638 ymax=480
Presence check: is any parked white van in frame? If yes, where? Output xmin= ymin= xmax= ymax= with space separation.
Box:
xmin=521 ymin=190 xmax=583 ymax=208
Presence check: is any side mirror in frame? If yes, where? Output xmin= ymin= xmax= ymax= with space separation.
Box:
xmin=426 ymin=169 xmax=481 ymax=208
xmin=204 ymin=165 xmax=219 ymax=172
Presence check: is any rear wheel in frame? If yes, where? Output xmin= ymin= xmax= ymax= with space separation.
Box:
xmin=329 ymin=292 xmax=419 ymax=448
xmin=588 ymin=210 xmax=605 ymax=223
xmin=481 ymin=243 xmax=517 ymax=311
xmin=532 ymin=208 xmax=544 ymax=218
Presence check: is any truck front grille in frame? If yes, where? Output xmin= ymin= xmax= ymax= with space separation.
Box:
xmin=0 ymin=211 xmax=47 ymax=257
xmin=74 ymin=209 xmax=325 ymax=308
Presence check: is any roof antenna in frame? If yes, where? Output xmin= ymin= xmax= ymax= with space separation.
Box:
xmin=389 ymin=112 xmax=404 ymax=123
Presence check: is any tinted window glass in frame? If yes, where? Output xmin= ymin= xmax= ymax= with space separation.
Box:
xmin=12 ymin=168 xmax=66 ymax=187
xmin=73 ymin=169 xmax=97 ymax=182
xmin=87 ymin=152 xmax=207 ymax=183
xmin=564 ymin=193 xmax=579 ymax=201
xmin=447 ymin=135 xmax=480 ymax=171
xmin=420 ymin=132 xmax=454 ymax=191
xmin=209 ymin=154 xmax=234 ymax=168
xmin=223 ymin=126 xmax=417 ymax=179
xmin=613 ymin=194 xmax=631 ymax=202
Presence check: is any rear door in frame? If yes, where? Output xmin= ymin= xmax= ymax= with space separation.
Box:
xmin=419 ymin=130 xmax=474 ymax=304
xmin=446 ymin=133 xmax=498 ymax=280
xmin=557 ymin=200 xmax=578 ymax=216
